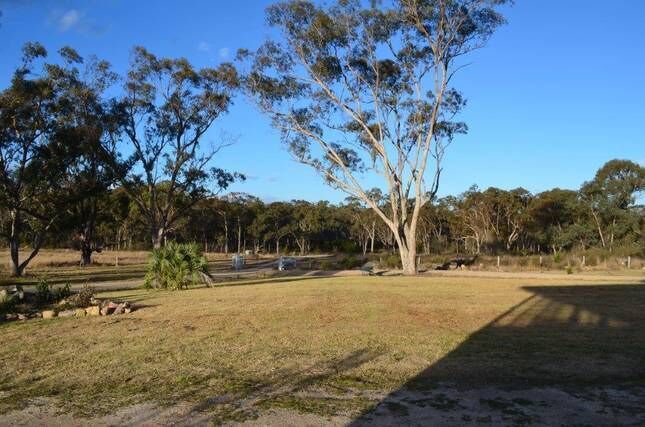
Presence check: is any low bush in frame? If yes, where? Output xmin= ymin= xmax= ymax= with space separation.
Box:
xmin=381 ymin=254 xmax=402 ymax=269
xmin=340 ymin=255 xmax=363 ymax=270
xmin=319 ymin=260 xmax=334 ymax=270
xmin=71 ymin=284 xmax=95 ymax=307
xmin=35 ymin=279 xmax=71 ymax=305
xmin=144 ymin=242 xmax=208 ymax=290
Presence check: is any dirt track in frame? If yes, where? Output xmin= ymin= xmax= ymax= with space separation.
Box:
xmin=3 ymin=384 xmax=643 ymax=426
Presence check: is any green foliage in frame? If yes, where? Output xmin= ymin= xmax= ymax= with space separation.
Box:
xmin=381 ymin=254 xmax=402 ymax=269
xmin=340 ymin=255 xmax=363 ymax=270
xmin=337 ymin=240 xmax=360 ymax=254
xmin=144 ymin=242 xmax=208 ymax=290
xmin=35 ymin=279 xmax=51 ymax=303
xmin=35 ymin=279 xmax=71 ymax=304
xmin=319 ymin=260 xmax=333 ymax=270
xmin=115 ymin=47 xmax=241 ymax=248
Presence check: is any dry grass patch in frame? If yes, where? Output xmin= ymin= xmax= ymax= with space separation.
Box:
xmin=0 ymin=276 xmax=643 ymax=421
xmin=0 ymin=250 xmax=268 ymax=287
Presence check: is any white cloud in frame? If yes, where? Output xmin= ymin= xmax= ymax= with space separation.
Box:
xmin=218 ymin=47 xmax=230 ymax=59
xmin=46 ymin=8 xmax=106 ymax=35
xmin=58 ymin=9 xmax=80 ymax=32
xmin=197 ymin=41 xmax=211 ymax=52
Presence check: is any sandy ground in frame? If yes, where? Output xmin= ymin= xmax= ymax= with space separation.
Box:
xmin=2 ymin=384 xmax=643 ymax=426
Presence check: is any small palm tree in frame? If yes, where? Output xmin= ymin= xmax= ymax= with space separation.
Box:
xmin=144 ymin=242 xmax=209 ymax=290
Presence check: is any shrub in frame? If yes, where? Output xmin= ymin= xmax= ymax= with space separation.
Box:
xmin=337 ymin=240 xmax=360 ymax=254
xmin=144 ymin=242 xmax=208 ymax=290
xmin=566 ymin=265 xmax=574 ymax=275
xmin=55 ymin=283 xmax=72 ymax=301
xmin=35 ymin=278 xmax=52 ymax=304
xmin=35 ymin=279 xmax=71 ymax=305
xmin=71 ymin=284 xmax=95 ymax=307
xmin=340 ymin=255 xmax=363 ymax=270
xmin=319 ymin=260 xmax=333 ymax=270
xmin=382 ymin=254 xmax=402 ymax=269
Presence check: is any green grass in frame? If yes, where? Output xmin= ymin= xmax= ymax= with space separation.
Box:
xmin=0 ymin=276 xmax=643 ymax=420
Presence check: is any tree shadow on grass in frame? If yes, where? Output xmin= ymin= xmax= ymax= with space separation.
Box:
xmin=133 ymin=348 xmax=382 ymax=424
xmin=351 ymin=283 xmax=645 ymax=425
xmin=0 ymin=271 xmax=145 ymax=288
xmin=207 ymin=274 xmax=333 ymax=289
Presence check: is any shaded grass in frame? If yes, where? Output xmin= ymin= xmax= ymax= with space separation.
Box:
xmin=0 ymin=276 xmax=643 ymax=420
xmin=0 ymin=252 xmax=272 ymax=287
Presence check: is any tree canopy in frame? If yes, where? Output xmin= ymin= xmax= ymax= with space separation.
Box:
xmin=242 ymin=0 xmax=508 ymax=274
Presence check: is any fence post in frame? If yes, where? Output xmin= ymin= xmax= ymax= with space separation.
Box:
xmin=497 ymin=256 xmax=500 ymax=269
xmin=627 ymin=256 xmax=631 ymax=269
xmin=539 ymin=256 xmax=543 ymax=268
xmin=582 ymin=255 xmax=585 ymax=267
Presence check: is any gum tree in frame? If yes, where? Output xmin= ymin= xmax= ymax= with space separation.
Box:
xmin=242 ymin=0 xmax=507 ymax=274
xmin=580 ymin=159 xmax=645 ymax=250
xmin=0 ymin=43 xmax=72 ymax=276
xmin=51 ymin=48 xmax=120 ymax=266
xmin=115 ymin=47 xmax=242 ymax=248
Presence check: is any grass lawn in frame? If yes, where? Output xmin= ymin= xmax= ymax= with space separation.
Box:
xmin=1 ymin=276 xmax=643 ymax=422
xmin=0 ymin=250 xmax=271 ymax=287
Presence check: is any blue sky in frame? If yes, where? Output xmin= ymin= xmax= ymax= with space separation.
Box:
xmin=1 ymin=0 xmax=643 ymax=203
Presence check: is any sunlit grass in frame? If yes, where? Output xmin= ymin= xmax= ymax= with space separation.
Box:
xmin=0 ymin=276 xmax=643 ymax=420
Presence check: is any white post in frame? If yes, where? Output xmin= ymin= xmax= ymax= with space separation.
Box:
xmin=627 ymin=256 xmax=631 ymax=269
xmin=497 ymin=256 xmax=500 ymax=269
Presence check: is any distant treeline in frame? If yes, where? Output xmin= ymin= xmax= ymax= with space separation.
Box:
xmin=11 ymin=159 xmax=644 ymax=261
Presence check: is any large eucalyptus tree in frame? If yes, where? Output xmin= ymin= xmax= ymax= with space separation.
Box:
xmin=115 ymin=47 xmax=242 ymax=248
xmin=242 ymin=0 xmax=507 ymax=274
xmin=0 ymin=43 xmax=73 ymax=276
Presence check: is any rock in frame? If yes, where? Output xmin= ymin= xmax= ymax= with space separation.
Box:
xmin=0 ymin=289 xmax=8 ymax=302
xmin=107 ymin=301 xmax=118 ymax=309
xmin=5 ymin=313 xmax=18 ymax=321
xmin=30 ymin=312 xmax=42 ymax=319
xmin=75 ymin=308 xmax=86 ymax=317
xmin=42 ymin=310 xmax=56 ymax=319
xmin=90 ymin=297 xmax=100 ymax=306
xmin=100 ymin=306 xmax=112 ymax=316
xmin=124 ymin=308 xmax=132 ymax=314
xmin=85 ymin=306 xmax=100 ymax=316
xmin=113 ymin=304 xmax=125 ymax=315
xmin=57 ymin=309 xmax=75 ymax=318
xmin=57 ymin=299 xmax=68 ymax=306
xmin=17 ymin=313 xmax=27 ymax=321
